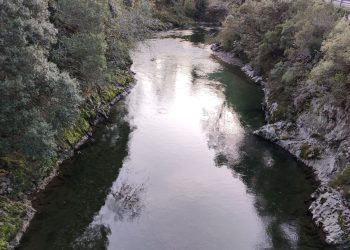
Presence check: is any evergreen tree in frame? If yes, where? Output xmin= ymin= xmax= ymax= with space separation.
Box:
xmin=0 ymin=0 xmax=81 ymax=166
xmin=52 ymin=0 xmax=109 ymax=94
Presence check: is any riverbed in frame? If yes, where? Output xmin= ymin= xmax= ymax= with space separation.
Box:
xmin=18 ymin=28 xmax=333 ymax=250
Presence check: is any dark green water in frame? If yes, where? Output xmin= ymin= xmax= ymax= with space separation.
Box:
xmin=18 ymin=29 xmax=333 ymax=250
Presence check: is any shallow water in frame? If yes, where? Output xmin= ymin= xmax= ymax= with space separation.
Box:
xmin=19 ymin=29 xmax=332 ymax=250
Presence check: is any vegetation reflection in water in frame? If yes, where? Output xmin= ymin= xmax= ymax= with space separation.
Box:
xmin=19 ymin=29 xmax=332 ymax=250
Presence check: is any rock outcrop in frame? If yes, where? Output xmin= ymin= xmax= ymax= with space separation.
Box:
xmin=254 ymin=103 xmax=350 ymax=245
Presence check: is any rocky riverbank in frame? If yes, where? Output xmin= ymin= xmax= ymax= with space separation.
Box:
xmin=211 ymin=44 xmax=350 ymax=247
xmin=255 ymin=122 xmax=350 ymax=246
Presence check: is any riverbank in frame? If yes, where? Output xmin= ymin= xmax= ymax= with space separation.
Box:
xmin=0 ymin=71 xmax=134 ymax=250
xmin=211 ymin=45 xmax=350 ymax=247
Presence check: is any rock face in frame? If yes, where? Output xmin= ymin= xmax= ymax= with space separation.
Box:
xmin=310 ymin=186 xmax=350 ymax=246
xmin=241 ymin=65 xmax=263 ymax=84
xmin=0 ymin=177 xmax=12 ymax=195
xmin=211 ymin=45 xmax=350 ymax=247
xmin=255 ymin=118 xmax=350 ymax=246
xmin=254 ymin=79 xmax=350 ymax=246
xmin=211 ymin=44 xmax=243 ymax=66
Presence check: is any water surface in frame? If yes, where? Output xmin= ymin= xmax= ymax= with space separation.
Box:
xmin=19 ymin=29 xmax=331 ymax=250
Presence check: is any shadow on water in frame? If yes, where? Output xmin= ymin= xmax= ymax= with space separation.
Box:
xmin=205 ymin=73 xmax=331 ymax=249
xmin=18 ymin=104 xmax=132 ymax=250
xmin=187 ymin=26 xmax=219 ymax=44
xmin=208 ymin=69 xmax=265 ymax=130
xmin=212 ymin=136 xmax=328 ymax=249
xmin=162 ymin=26 xmax=218 ymax=44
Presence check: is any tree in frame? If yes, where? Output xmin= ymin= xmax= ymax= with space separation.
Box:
xmin=0 ymin=0 xmax=81 ymax=171
xmin=51 ymin=0 xmax=109 ymax=94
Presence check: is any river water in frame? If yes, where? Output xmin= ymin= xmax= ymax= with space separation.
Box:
xmin=18 ymin=29 xmax=332 ymax=250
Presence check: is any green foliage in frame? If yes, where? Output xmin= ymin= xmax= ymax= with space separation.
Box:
xmin=58 ymin=33 xmax=108 ymax=89
xmin=52 ymin=0 xmax=109 ymax=93
xmin=53 ymin=0 xmax=107 ymax=33
xmin=64 ymin=117 xmax=90 ymax=146
xmin=0 ymin=0 xmax=153 ymax=245
xmin=106 ymin=0 xmax=157 ymax=69
xmin=0 ymin=0 xmax=81 ymax=167
xmin=299 ymin=143 xmax=320 ymax=160
xmin=0 ymin=0 xmax=154 ymax=181
xmin=0 ymin=197 xmax=26 ymax=248
xmin=218 ymin=0 xmax=348 ymax=122
xmin=52 ymin=0 xmax=157 ymax=93
xmin=0 ymin=240 xmax=7 ymax=250
xmin=331 ymin=166 xmax=350 ymax=187
xmin=309 ymin=19 xmax=350 ymax=104
xmin=194 ymin=0 xmax=208 ymax=19
xmin=221 ymin=0 xmax=338 ymax=69
xmin=219 ymin=0 xmax=293 ymax=56
xmin=331 ymin=166 xmax=350 ymax=199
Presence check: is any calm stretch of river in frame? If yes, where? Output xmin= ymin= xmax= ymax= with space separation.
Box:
xmin=19 ymin=29 xmax=332 ymax=250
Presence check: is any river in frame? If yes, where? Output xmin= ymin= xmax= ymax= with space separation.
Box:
xmin=18 ymin=28 xmax=333 ymax=250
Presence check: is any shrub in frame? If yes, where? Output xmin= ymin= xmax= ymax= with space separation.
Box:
xmin=218 ymin=0 xmax=347 ymax=122
xmin=299 ymin=143 xmax=320 ymax=160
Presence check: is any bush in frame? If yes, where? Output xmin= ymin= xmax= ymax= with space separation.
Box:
xmin=0 ymin=0 xmax=81 ymax=168
xmin=299 ymin=143 xmax=320 ymax=160
xmin=218 ymin=0 xmax=347 ymax=122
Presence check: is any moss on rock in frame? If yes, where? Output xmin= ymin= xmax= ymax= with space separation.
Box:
xmin=63 ymin=116 xmax=91 ymax=146
xmin=0 ymin=197 xmax=26 ymax=250
xmin=331 ymin=166 xmax=350 ymax=198
xmin=299 ymin=143 xmax=320 ymax=160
